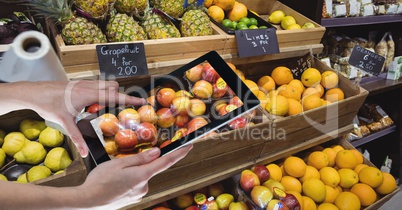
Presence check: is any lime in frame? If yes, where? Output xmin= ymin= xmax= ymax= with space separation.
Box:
xmin=249 ymin=18 xmax=258 ymax=26
xmin=237 ymin=22 xmax=248 ymax=29
xmin=239 ymin=17 xmax=251 ymax=26
xmin=229 ymin=21 xmax=238 ymax=30
xmin=249 ymin=25 xmax=259 ymax=29
xmin=222 ymin=19 xmax=232 ymax=28
xmin=259 ymin=25 xmax=268 ymax=29
xmin=268 ymin=10 xmax=286 ymax=24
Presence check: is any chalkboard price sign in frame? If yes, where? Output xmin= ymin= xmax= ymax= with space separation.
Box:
xmin=348 ymin=45 xmax=385 ymax=76
xmin=235 ymin=28 xmax=279 ymax=58
xmin=96 ymin=43 xmax=148 ymax=80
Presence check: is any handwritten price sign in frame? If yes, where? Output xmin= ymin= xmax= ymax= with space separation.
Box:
xmin=348 ymin=45 xmax=385 ymax=76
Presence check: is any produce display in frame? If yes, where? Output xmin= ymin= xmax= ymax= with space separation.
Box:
xmin=0 ymin=119 xmax=73 ymax=183
xmin=0 ymin=11 xmax=39 ymax=44
xmin=266 ymin=10 xmax=316 ymax=30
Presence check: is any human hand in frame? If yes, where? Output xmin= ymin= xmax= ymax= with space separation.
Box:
xmin=77 ymin=144 xmax=193 ymax=209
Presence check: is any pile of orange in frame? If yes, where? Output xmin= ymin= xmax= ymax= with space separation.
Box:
xmin=205 ymin=0 xmax=248 ymax=23
xmin=262 ymin=144 xmax=397 ymax=210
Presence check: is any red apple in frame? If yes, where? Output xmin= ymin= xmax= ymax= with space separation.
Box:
xmin=212 ymin=77 xmax=229 ymax=98
xmin=114 ymin=129 xmax=138 ymax=151
xmin=251 ymin=164 xmax=271 ymax=183
xmin=171 ymin=96 xmax=191 ymax=115
xmin=186 ymin=117 xmax=208 ymax=136
xmin=229 ymin=96 xmax=244 ymax=107
xmin=228 ymin=117 xmax=248 ymax=130
xmin=189 ymin=99 xmax=207 ymax=117
xmin=192 ymin=80 xmax=213 ymax=99
xmin=186 ymin=64 xmax=203 ymax=82
xmin=184 ymin=206 xmax=199 ymax=210
xmin=137 ymin=105 xmax=157 ymax=124
xmin=214 ymin=100 xmax=227 ymax=112
xmin=240 ymin=169 xmax=260 ymax=192
xmin=250 ymin=185 xmax=273 ymax=208
xmin=279 ymin=193 xmax=300 ymax=210
xmin=147 ymin=95 xmax=156 ymax=107
xmin=175 ymin=113 xmax=189 ymax=128
xmin=99 ymin=113 xmax=120 ymax=137
xmin=118 ymin=108 xmax=140 ymax=129
xmin=86 ymin=103 xmax=105 ymax=113
xmin=157 ymin=108 xmax=176 ymax=128
xmin=202 ymin=62 xmax=220 ymax=83
xmin=135 ymin=122 xmax=157 ymax=144
xmin=156 ymin=87 xmax=177 ymax=107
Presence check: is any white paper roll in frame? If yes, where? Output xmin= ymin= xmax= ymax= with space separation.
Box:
xmin=0 ymin=30 xmax=69 ymax=82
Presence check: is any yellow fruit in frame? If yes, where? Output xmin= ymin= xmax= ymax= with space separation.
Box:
xmin=302 ymin=87 xmax=320 ymax=98
xmin=354 ymin=163 xmax=369 ymax=174
xmin=302 ymin=178 xmax=326 ymax=203
xmin=249 ymin=10 xmax=259 ymax=17
xmin=324 ymin=185 xmax=340 ymax=203
xmin=287 ymin=98 xmax=303 ymax=116
xmin=0 ymin=148 xmax=5 ymax=168
xmin=256 ymin=90 xmax=268 ymax=108
xmin=287 ymin=23 xmax=301 ymax=30
xmin=27 ymin=165 xmax=52 ymax=182
xmin=258 ymin=75 xmax=276 ymax=93
xmin=334 ymin=192 xmax=361 ymax=210
xmin=243 ymin=79 xmax=260 ymax=96
xmin=322 ymin=147 xmax=337 ymax=167
xmin=331 ymin=145 xmax=345 ymax=153
xmin=307 ymin=151 xmax=329 ymax=170
xmin=302 ymin=94 xmax=322 ymax=111
xmin=283 ymin=156 xmax=307 ymax=178
xmin=349 ymin=149 xmax=363 ymax=165
xmin=281 ymin=15 xmax=296 ymax=30
xmin=324 ymin=88 xmax=345 ymax=103
xmin=350 ymin=183 xmax=377 ymax=207
xmin=204 ymin=0 xmax=213 ymax=8
xmin=265 ymin=94 xmax=289 ymax=116
xmin=299 ymin=165 xmax=320 ymax=183
xmin=0 ymin=173 xmax=7 ymax=181
xmin=358 ymin=166 xmax=384 ymax=188
xmin=277 ymin=84 xmax=301 ymax=100
xmin=268 ymin=10 xmax=286 ymax=24
xmin=321 ymin=71 xmax=339 ymax=89
xmin=287 ymin=191 xmax=304 ymax=209
xmin=302 ymin=196 xmax=317 ymax=210
xmin=234 ymin=69 xmax=246 ymax=81
xmin=2 ymin=132 xmax=26 ymax=156
xmin=271 ymin=66 xmax=294 ymax=85
xmin=208 ymin=5 xmax=225 ymax=23
xmin=338 ymin=168 xmax=359 ymax=189
xmin=288 ymin=79 xmax=305 ymax=94
xmin=301 ymin=67 xmax=322 ymax=87
xmin=315 ymin=84 xmax=325 ymax=98
xmin=335 ymin=150 xmax=357 ymax=169
xmin=320 ymin=167 xmax=340 ymax=187
xmin=214 ymin=0 xmax=235 ymax=11
xmin=375 ymin=172 xmax=397 ymax=195
xmin=266 ymin=163 xmax=282 ymax=182
xmin=227 ymin=1 xmax=248 ymax=22
xmin=281 ymin=175 xmax=302 ymax=193
xmin=317 ymin=203 xmax=339 ymax=210
xmin=302 ymin=22 xmax=316 ymax=29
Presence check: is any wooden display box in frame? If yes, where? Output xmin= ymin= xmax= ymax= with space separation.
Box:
xmin=45 ymin=19 xmax=228 ymax=74
xmin=0 ymin=110 xmax=87 ymax=187
xmin=223 ymin=0 xmax=326 ymax=54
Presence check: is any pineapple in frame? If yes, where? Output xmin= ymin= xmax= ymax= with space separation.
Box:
xmin=106 ymin=12 xmax=147 ymax=42
xmin=154 ymin=0 xmax=185 ymax=19
xmin=114 ymin=0 xmax=148 ymax=14
xmin=22 ymin=0 xmax=107 ymax=45
xmin=75 ymin=0 xmax=110 ymax=19
xmin=141 ymin=9 xmax=181 ymax=39
xmin=180 ymin=7 xmax=212 ymax=37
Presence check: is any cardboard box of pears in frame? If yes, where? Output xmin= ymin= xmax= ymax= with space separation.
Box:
xmin=0 ymin=110 xmax=87 ymax=187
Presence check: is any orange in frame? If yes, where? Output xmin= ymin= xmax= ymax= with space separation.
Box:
xmin=213 ymin=0 xmax=235 ymax=11
xmin=350 ymin=183 xmax=377 ymax=207
xmin=226 ymin=1 xmax=248 ymax=21
xmin=281 ymin=175 xmax=302 ymax=193
xmin=277 ymin=84 xmax=301 ymax=100
xmin=358 ymin=166 xmax=384 ymax=188
xmin=323 ymin=185 xmax=340 ymax=203
xmin=243 ymin=79 xmax=259 ymax=97
xmin=302 ymin=94 xmax=322 ymax=111
xmin=324 ymin=88 xmax=345 ymax=103
xmin=287 ymin=98 xmax=303 ymax=116
xmin=283 ymin=156 xmax=307 ymax=178
xmin=337 ymin=168 xmax=359 ymax=189
xmin=266 ymin=163 xmax=282 ymax=182
xmin=208 ymin=5 xmax=225 ymax=23
xmin=286 ymin=191 xmax=304 ymax=209
xmin=334 ymin=192 xmax=361 ymax=210
xmin=322 ymin=147 xmax=337 ymax=167
xmin=271 ymin=66 xmax=294 ymax=85
xmin=256 ymin=90 xmax=268 ymax=109
xmin=349 ymin=149 xmax=363 ymax=165
xmin=315 ymin=83 xmax=325 ymax=97
xmin=335 ymin=150 xmax=357 ymax=169
xmin=299 ymin=165 xmax=320 ymax=183
xmin=267 ymin=89 xmax=279 ymax=98
xmin=307 ymin=151 xmax=329 ymax=170
xmin=302 ymin=87 xmax=320 ymax=98
xmin=288 ymin=79 xmax=305 ymax=94
xmin=301 ymin=67 xmax=322 ymax=87
xmin=321 ymin=99 xmax=331 ymax=106
xmin=280 ymin=164 xmax=288 ymax=176
xmin=375 ymin=172 xmax=397 ymax=195
xmin=234 ymin=69 xmax=246 ymax=81
xmin=320 ymin=167 xmax=340 ymax=187
xmin=204 ymin=0 xmax=213 ymax=8
xmin=302 ymin=196 xmax=317 ymax=210
xmin=257 ymin=75 xmax=276 ymax=93
xmin=321 ymin=70 xmax=339 ymax=89
xmin=302 ymin=178 xmax=326 ymax=203
xmin=354 ymin=163 xmax=369 ymax=174
xmin=331 ymin=145 xmax=344 ymax=153
xmin=317 ymin=203 xmax=339 ymax=210
xmin=265 ymin=94 xmax=289 ymax=116
xmin=226 ymin=62 xmax=236 ymax=71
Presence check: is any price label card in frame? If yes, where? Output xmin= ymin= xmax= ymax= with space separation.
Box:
xmin=96 ymin=43 xmax=149 ymax=80
xmin=235 ymin=28 xmax=279 ymax=58
xmin=348 ymin=45 xmax=385 ymax=76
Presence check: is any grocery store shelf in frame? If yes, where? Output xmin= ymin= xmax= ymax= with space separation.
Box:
xmin=351 ymin=125 xmax=397 ymax=147
xmin=321 ymin=15 xmax=402 ymax=27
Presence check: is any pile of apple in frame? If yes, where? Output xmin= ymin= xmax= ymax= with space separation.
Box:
xmin=89 ymin=61 xmax=257 ymax=157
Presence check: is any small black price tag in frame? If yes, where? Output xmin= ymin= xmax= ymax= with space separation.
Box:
xmin=235 ymin=28 xmax=279 ymax=58
xmin=96 ymin=43 xmax=149 ymax=80
xmin=348 ymin=45 xmax=385 ymax=76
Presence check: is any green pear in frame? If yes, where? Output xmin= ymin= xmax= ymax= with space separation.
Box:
xmin=44 ymin=147 xmax=72 ymax=172
xmin=39 ymin=127 xmax=64 ymax=147
xmin=0 ymin=174 xmax=7 ymax=181
xmin=2 ymin=132 xmax=26 ymax=156
xmin=0 ymin=129 xmax=6 ymax=146
xmin=14 ymin=141 xmax=47 ymax=165
xmin=26 ymin=165 xmax=52 ymax=182
xmin=20 ymin=119 xmax=47 ymax=140
xmin=0 ymin=148 xmax=6 ymax=168
xmin=16 ymin=173 xmax=28 ymax=183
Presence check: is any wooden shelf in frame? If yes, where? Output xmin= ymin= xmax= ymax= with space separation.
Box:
xmin=360 ymin=76 xmax=402 ymax=96
xmin=351 ymin=125 xmax=397 ymax=147
xmin=321 ymin=15 xmax=402 ymax=27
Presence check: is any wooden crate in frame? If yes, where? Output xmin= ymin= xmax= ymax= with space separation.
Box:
xmin=223 ymin=0 xmax=326 ymax=54
xmin=0 ymin=110 xmax=87 ymax=187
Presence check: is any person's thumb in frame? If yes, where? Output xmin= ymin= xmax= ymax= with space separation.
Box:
xmin=118 ymin=147 xmax=161 ymax=168
xmin=60 ymin=120 xmax=89 ymax=158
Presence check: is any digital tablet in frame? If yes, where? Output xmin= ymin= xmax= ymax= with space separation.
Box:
xmin=77 ymin=51 xmax=260 ymax=165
